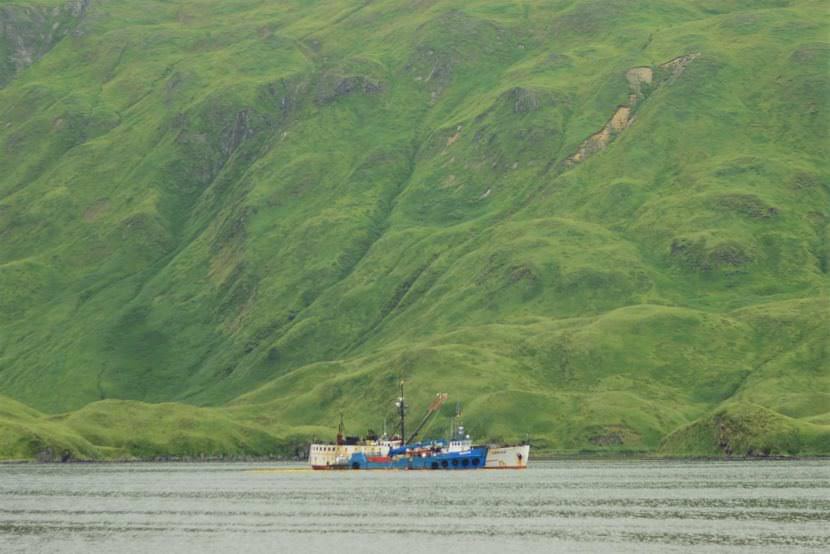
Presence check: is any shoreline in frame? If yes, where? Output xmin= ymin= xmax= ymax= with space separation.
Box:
xmin=2 ymin=454 xmax=828 ymax=465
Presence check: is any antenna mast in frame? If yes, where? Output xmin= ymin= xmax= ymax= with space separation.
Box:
xmin=336 ymin=412 xmax=345 ymax=445
xmin=396 ymin=380 xmax=406 ymax=445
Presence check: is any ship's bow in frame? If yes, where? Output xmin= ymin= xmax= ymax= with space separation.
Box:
xmin=484 ymin=445 xmax=530 ymax=469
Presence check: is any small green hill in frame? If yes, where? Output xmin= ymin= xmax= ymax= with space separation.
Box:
xmin=0 ymin=395 xmax=98 ymax=460
xmin=0 ymin=0 xmax=827 ymax=460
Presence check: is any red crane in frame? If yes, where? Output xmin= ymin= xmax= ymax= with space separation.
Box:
xmin=405 ymin=392 xmax=449 ymax=445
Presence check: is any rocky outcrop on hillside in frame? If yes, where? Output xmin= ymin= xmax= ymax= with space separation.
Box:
xmin=0 ymin=0 xmax=90 ymax=87
xmin=566 ymin=53 xmax=699 ymax=166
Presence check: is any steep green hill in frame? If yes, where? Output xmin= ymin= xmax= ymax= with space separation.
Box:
xmin=1 ymin=0 xmax=828 ymax=460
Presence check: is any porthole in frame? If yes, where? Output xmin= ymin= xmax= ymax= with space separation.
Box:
xmin=472 ymin=458 xmax=480 ymax=466
xmin=451 ymin=459 xmax=459 ymax=467
xmin=441 ymin=460 xmax=449 ymax=468
xmin=462 ymin=459 xmax=469 ymax=467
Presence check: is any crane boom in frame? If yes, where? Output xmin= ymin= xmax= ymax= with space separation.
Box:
xmin=405 ymin=393 xmax=448 ymax=444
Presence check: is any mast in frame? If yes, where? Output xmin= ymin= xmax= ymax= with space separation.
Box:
xmin=336 ymin=412 xmax=345 ymax=445
xmin=396 ymin=380 xmax=406 ymax=445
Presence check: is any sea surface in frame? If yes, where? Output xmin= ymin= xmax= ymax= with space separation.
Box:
xmin=0 ymin=460 xmax=828 ymax=553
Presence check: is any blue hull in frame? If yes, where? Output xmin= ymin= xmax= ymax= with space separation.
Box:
xmin=348 ymin=446 xmax=488 ymax=470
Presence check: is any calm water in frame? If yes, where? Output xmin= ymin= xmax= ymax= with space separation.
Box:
xmin=0 ymin=460 xmax=828 ymax=553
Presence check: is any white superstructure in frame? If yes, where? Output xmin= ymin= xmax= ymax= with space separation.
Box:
xmin=309 ymin=439 xmax=399 ymax=469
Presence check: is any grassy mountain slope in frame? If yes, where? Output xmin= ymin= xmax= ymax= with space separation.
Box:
xmin=0 ymin=0 xmax=828 ymax=459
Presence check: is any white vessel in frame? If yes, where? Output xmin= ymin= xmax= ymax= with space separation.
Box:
xmin=308 ymin=415 xmax=401 ymax=469
xmin=308 ymin=441 xmax=397 ymax=469
xmin=485 ymin=445 xmax=530 ymax=469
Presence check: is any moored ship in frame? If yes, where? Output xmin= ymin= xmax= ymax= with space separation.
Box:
xmin=308 ymin=383 xmax=529 ymax=470
xmin=307 ymin=417 xmax=401 ymax=470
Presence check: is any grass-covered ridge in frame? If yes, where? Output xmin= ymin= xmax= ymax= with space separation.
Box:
xmin=0 ymin=0 xmax=828 ymax=459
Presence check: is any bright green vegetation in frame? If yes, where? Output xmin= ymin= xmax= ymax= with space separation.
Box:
xmin=0 ymin=0 xmax=828 ymax=460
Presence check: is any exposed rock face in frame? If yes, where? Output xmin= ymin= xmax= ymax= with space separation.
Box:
xmin=567 ymin=106 xmax=631 ymax=164
xmin=315 ymin=74 xmax=383 ymax=105
xmin=0 ymin=0 xmax=91 ymax=87
xmin=661 ymin=53 xmax=699 ymax=82
xmin=172 ymin=99 xmax=268 ymax=190
xmin=507 ymin=87 xmax=542 ymax=113
xmin=565 ymin=53 xmax=699 ymax=167
xmin=588 ymin=431 xmax=624 ymax=446
xmin=626 ymin=66 xmax=653 ymax=99
xmin=36 ymin=447 xmax=54 ymax=463
xmin=669 ymin=236 xmax=753 ymax=272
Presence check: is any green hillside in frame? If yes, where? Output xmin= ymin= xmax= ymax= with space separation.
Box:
xmin=0 ymin=0 xmax=828 ymax=460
